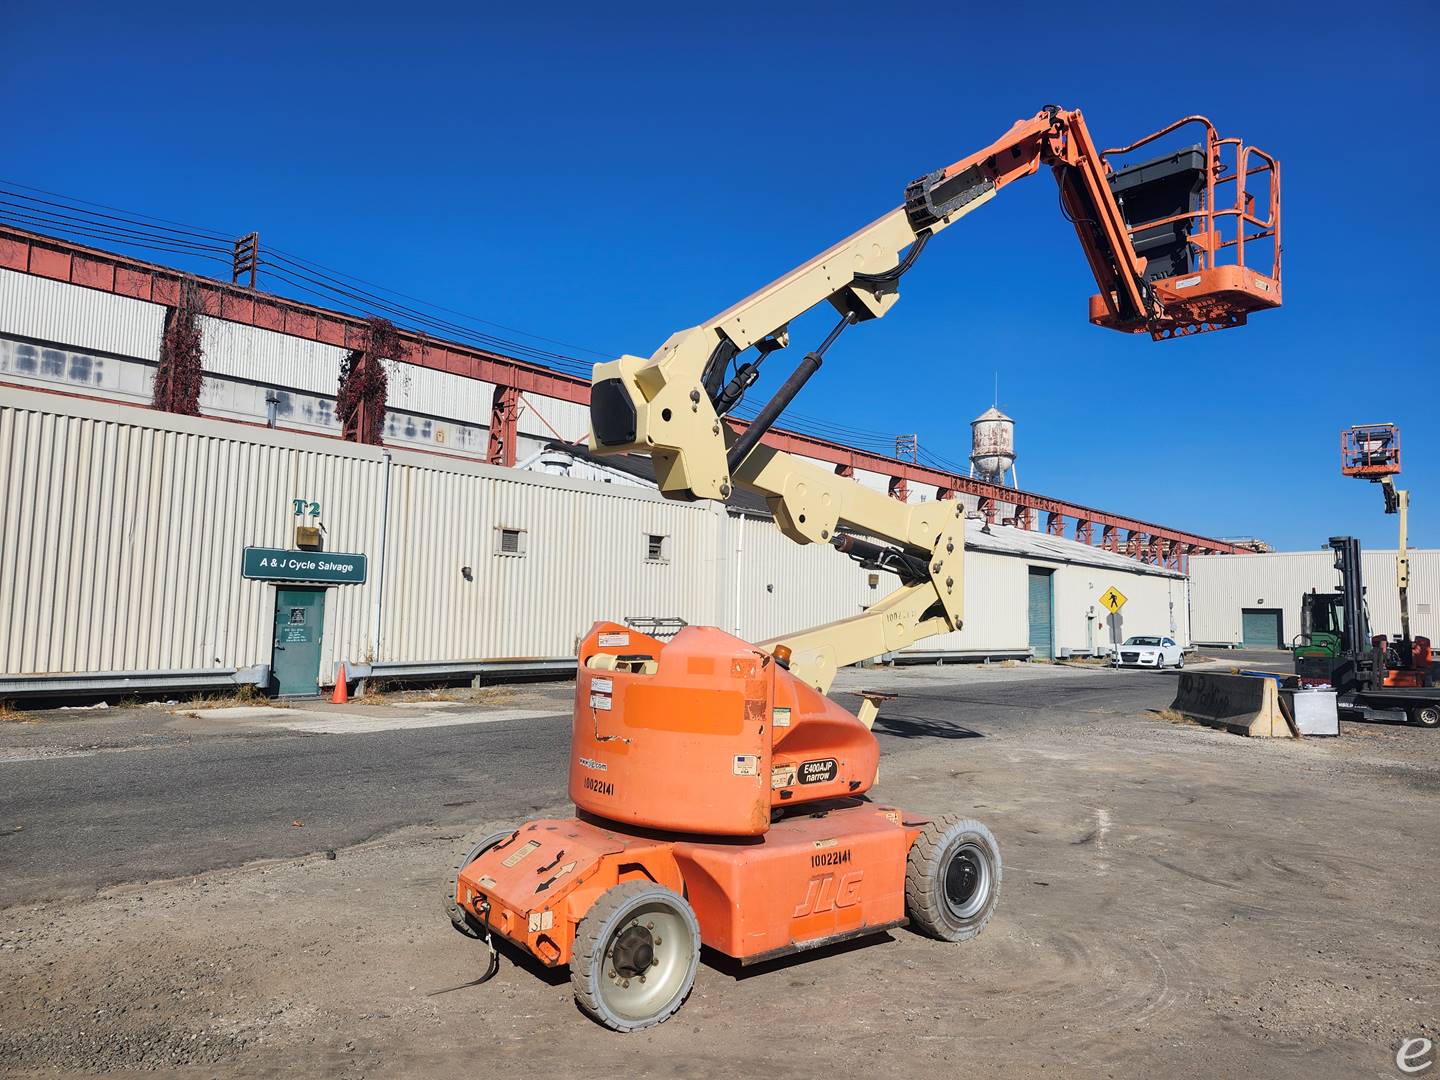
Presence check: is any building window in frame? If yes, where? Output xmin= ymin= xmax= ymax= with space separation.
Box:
xmin=495 ymin=527 xmax=527 ymax=557
xmin=645 ymin=534 xmax=669 ymax=563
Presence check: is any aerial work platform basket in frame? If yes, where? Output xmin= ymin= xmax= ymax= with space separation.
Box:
xmin=1090 ymin=116 xmax=1282 ymax=339
xmin=1341 ymin=423 xmax=1402 ymax=478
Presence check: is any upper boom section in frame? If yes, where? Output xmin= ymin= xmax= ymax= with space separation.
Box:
xmin=589 ymin=105 xmax=1281 ymax=506
xmin=583 ymin=104 xmax=1280 ymax=692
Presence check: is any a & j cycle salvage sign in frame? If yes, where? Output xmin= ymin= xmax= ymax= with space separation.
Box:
xmin=242 ymin=547 xmax=368 ymax=585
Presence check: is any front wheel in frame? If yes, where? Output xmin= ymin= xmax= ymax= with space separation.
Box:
xmin=1411 ymin=704 xmax=1440 ymax=729
xmin=571 ymin=881 xmax=700 ymax=1032
xmin=1176 ymin=653 xmax=1185 ymax=669
xmin=905 ymin=816 xmax=1002 ymax=942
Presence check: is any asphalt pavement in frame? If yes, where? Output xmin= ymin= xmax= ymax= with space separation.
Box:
xmin=0 ymin=663 xmax=1183 ymax=907
xmin=1194 ymin=646 xmax=1293 ymax=670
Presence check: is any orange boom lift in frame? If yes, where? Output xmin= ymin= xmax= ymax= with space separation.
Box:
xmin=445 ymin=106 xmax=1282 ymax=1030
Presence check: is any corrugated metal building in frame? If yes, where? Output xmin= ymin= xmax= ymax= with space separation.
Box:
xmin=0 ymin=386 xmax=1186 ymax=695
xmin=1190 ymin=550 xmax=1439 ymax=648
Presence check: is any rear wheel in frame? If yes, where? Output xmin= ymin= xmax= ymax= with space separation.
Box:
xmin=1411 ymin=704 xmax=1440 ymax=729
xmin=571 ymin=881 xmax=700 ymax=1032
xmin=444 ymin=829 xmax=513 ymax=938
xmin=905 ymin=816 xmax=1002 ymax=942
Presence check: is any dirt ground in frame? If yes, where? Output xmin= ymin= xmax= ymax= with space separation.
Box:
xmin=1 ymin=676 xmax=1436 ymax=1079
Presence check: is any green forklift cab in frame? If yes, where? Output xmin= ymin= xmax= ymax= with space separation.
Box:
xmin=1293 ymin=590 xmax=1345 ymax=660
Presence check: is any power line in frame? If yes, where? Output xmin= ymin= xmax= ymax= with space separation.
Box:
xmin=0 ymin=209 xmax=235 ymax=267
xmin=257 ymin=259 xmax=593 ymax=374
xmin=259 ymin=255 xmax=594 ymax=370
xmin=258 ymin=262 xmax=592 ymax=375
xmin=265 ymin=244 xmax=615 ymax=360
xmin=0 ymin=178 xmax=236 ymax=240
xmin=0 ymin=199 xmax=233 ymax=255
xmin=0 ymin=183 xmax=603 ymax=373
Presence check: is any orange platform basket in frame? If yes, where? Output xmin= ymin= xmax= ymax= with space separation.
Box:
xmin=1091 ymin=116 xmax=1281 ymax=340
xmin=1340 ymin=423 xmax=1401 ymax=478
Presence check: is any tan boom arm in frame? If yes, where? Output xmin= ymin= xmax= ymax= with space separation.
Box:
xmin=586 ymin=107 xmax=1159 ymax=692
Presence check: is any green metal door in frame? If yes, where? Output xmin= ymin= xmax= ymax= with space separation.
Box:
xmin=1241 ymin=608 xmax=1282 ymax=648
xmin=1027 ymin=568 xmax=1054 ymax=659
xmin=272 ymin=587 xmax=326 ymax=696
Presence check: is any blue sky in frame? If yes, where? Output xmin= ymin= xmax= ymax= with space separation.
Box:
xmin=5 ymin=1 xmax=1436 ymax=551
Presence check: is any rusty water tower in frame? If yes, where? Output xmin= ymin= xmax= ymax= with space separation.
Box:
xmin=969 ymin=406 xmax=1017 ymax=487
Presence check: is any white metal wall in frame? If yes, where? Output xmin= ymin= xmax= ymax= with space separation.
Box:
xmin=0 ymin=268 xmax=164 ymax=361
xmin=0 ymin=330 xmax=552 ymax=463
xmin=1 ymin=386 xmax=1187 ymax=683
xmin=376 ymin=457 xmax=723 ymax=662
xmin=198 ymin=316 xmax=346 ymax=398
xmin=0 ymin=269 xmax=590 ymax=464
xmin=0 ymin=387 xmax=385 ymax=676
xmin=1190 ymin=550 xmax=1440 ymax=646
xmin=0 ymin=386 xmax=728 ymax=677
xmin=893 ymin=551 xmax=1031 ymax=654
xmin=731 ymin=513 xmax=873 ymax=643
xmin=1053 ymin=565 xmax=1189 ymax=655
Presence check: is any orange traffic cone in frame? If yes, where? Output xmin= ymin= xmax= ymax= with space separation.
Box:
xmin=331 ymin=662 xmax=349 ymax=704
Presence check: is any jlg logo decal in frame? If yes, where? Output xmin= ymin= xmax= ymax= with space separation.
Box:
xmin=793 ymin=871 xmax=863 ymax=917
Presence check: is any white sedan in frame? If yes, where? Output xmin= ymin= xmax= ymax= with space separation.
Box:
xmin=1112 ymin=635 xmax=1185 ymax=669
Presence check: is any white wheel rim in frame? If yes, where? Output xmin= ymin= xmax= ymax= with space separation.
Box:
xmin=595 ymin=899 xmax=694 ymax=1023
xmin=942 ymin=840 xmax=994 ymax=921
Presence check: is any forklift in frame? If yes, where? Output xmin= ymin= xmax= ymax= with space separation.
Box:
xmin=1294 ymin=536 xmax=1438 ymax=727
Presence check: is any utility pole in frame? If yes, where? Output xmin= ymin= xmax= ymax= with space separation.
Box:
xmin=231 ymin=232 xmax=259 ymax=288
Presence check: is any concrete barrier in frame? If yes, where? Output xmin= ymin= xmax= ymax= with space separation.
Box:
xmin=1170 ymin=672 xmax=1293 ymax=737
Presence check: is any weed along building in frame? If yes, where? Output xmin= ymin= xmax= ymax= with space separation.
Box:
xmin=0 ymin=387 xmax=1189 ymax=698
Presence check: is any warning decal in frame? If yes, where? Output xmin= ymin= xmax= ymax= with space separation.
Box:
xmin=501 ymin=840 xmax=540 ymax=868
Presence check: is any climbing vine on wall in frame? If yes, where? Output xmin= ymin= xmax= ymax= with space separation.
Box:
xmin=152 ymin=278 xmax=205 ymax=416
xmin=337 ymin=316 xmax=399 ymax=444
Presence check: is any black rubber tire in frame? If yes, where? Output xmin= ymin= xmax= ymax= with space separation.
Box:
xmin=444 ymin=829 xmax=513 ymax=938
xmin=1411 ymin=704 xmax=1440 ymax=729
xmin=1176 ymin=653 xmax=1185 ymax=669
xmin=571 ymin=881 xmax=700 ymax=1032
xmin=905 ymin=816 xmax=1002 ymax=942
